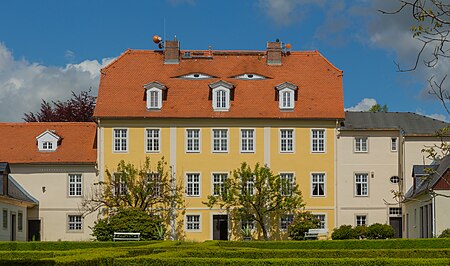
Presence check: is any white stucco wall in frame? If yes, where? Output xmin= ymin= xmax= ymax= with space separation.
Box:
xmin=434 ymin=190 xmax=450 ymax=237
xmin=0 ymin=200 xmax=28 ymax=241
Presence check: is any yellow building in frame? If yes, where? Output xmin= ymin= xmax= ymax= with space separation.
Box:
xmin=94 ymin=39 xmax=344 ymax=241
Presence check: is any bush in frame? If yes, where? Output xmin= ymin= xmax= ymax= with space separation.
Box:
xmin=439 ymin=228 xmax=450 ymax=238
xmin=367 ymin=223 xmax=395 ymax=239
xmin=354 ymin=226 xmax=368 ymax=239
xmin=331 ymin=225 xmax=357 ymax=240
xmin=91 ymin=208 xmax=166 ymax=241
xmin=287 ymin=211 xmax=321 ymax=240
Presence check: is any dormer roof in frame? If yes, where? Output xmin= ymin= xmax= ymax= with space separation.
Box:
xmin=35 ymin=130 xmax=61 ymax=141
xmin=209 ymin=80 xmax=234 ymax=89
xmin=275 ymin=82 xmax=298 ymax=91
xmin=144 ymin=81 xmax=166 ymax=90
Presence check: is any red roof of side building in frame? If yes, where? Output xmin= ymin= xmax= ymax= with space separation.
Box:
xmin=0 ymin=122 xmax=97 ymax=164
xmin=94 ymin=49 xmax=344 ymax=119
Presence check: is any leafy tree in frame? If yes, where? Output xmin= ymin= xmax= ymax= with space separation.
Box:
xmin=287 ymin=211 xmax=321 ymax=240
xmin=204 ymin=162 xmax=305 ymax=240
xmin=83 ymin=157 xmax=185 ymax=240
xmin=23 ymin=89 xmax=96 ymax=122
xmin=368 ymin=103 xmax=388 ymax=113
xmin=91 ymin=208 xmax=165 ymax=241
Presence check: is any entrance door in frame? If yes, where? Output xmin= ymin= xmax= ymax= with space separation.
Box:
xmin=28 ymin=220 xmax=41 ymax=241
xmin=11 ymin=214 xmax=16 ymax=241
xmin=390 ymin=217 xmax=402 ymax=238
xmin=213 ymin=215 xmax=228 ymax=240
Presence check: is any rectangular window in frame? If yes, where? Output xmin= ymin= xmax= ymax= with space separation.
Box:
xmin=42 ymin=141 xmax=53 ymax=150
xmin=311 ymin=129 xmax=325 ymax=152
xmin=355 ymin=173 xmax=368 ymax=196
xmin=186 ymin=129 xmax=200 ymax=153
xmin=280 ymin=173 xmax=294 ymax=196
xmin=2 ymin=209 xmax=7 ymax=229
xmin=113 ymin=129 xmax=128 ymax=152
xmin=389 ymin=207 xmax=402 ymax=216
xmin=280 ymin=129 xmax=294 ymax=153
xmin=391 ymin=138 xmax=397 ymax=152
xmin=280 ymin=214 xmax=294 ymax=230
xmin=213 ymin=173 xmax=228 ymax=196
xmin=356 ymin=215 xmax=367 ymax=226
xmin=186 ymin=215 xmax=200 ymax=230
xmin=311 ymin=173 xmax=325 ymax=197
xmin=68 ymin=215 xmax=82 ymax=231
xmin=113 ymin=173 xmax=127 ymax=196
xmin=68 ymin=174 xmax=82 ymax=196
xmin=241 ymin=219 xmax=255 ymax=230
xmin=355 ymin=137 xmax=368 ymax=152
xmin=146 ymin=129 xmax=160 ymax=153
xmin=149 ymin=90 xmax=159 ymax=108
xmin=186 ymin=173 xmax=200 ymax=197
xmin=242 ymin=176 xmax=254 ymax=196
xmin=240 ymin=129 xmax=255 ymax=153
xmin=314 ymin=214 xmax=326 ymax=229
xmin=212 ymin=129 xmax=228 ymax=152
xmin=146 ymin=173 xmax=162 ymax=197
xmin=18 ymin=211 xmax=23 ymax=232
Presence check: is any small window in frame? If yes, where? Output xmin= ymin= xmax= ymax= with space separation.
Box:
xmin=280 ymin=173 xmax=294 ymax=196
xmin=146 ymin=129 xmax=160 ymax=153
xmin=212 ymin=129 xmax=228 ymax=153
xmin=391 ymin=138 xmax=398 ymax=152
xmin=356 ymin=215 xmax=367 ymax=226
xmin=241 ymin=218 xmax=255 ymax=230
xmin=280 ymin=129 xmax=294 ymax=153
xmin=311 ymin=173 xmax=325 ymax=197
xmin=68 ymin=174 xmax=82 ymax=197
xmin=213 ymin=173 xmax=228 ymax=196
xmin=389 ymin=207 xmax=402 ymax=216
xmin=355 ymin=137 xmax=368 ymax=152
xmin=178 ymin=73 xmax=214 ymax=79
xmin=212 ymin=89 xmax=230 ymax=111
xmin=233 ymin=73 xmax=268 ymax=80
xmin=146 ymin=173 xmax=162 ymax=197
xmin=2 ymin=209 xmax=7 ymax=229
xmin=186 ymin=129 xmax=201 ymax=153
xmin=280 ymin=214 xmax=294 ymax=230
xmin=18 ymin=211 xmax=23 ymax=232
xmin=314 ymin=214 xmax=326 ymax=229
xmin=186 ymin=173 xmax=201 ymax=197
xmin=240 ymin=129 xmax=255 ymax=153
xmin=390 ymin=176 xmax=400 ymax=184
xmin=186 ymin=215 xmax=200 ymax=231
xmin=113 ymin=129 xmax=128 ymax=152
xmin=355 ymin=173 xmax=368 ymax=196
xmin=68 ymin=215 xmax=82 ymax=231
xmin=311 ymin=129 xmax=325 ymax=152
xmin=42 ymin=141 xmax=53 ymax=150
xmin=113 ymin=173 xmax=127 ymax=196
xmin=279 ymin=89 xmax=294 ymax=109
xmin=146 ymin=88 xmax=162 ymax=109
xmin=242 ymin=175 xmax=254 ymax=196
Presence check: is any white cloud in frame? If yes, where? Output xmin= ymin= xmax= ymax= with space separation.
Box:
xmin=345 ymin=98 xmax=377 ymax=111
xmin=0 ymin=43 xmax=114 ymax=122
xmin=415 ymin=109 xmax=448 ymax=122
xmin=258 ymin=0 xmax=325 ymax=26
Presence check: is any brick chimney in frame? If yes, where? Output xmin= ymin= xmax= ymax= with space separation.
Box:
xmin=164 ymin=39 xmax=180 ymax=64
xmin=267 ymin=41 xmax=282 ymax=65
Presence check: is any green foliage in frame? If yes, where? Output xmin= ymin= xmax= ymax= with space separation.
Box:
xmin=91 ymin=208 xmax=166 ymax=241
xmin=331 ymin=225 xmax=358 ymax=240
xmin=288 ymin=211 xmax=321 ymax=240
xmin=241 ymin=225 xmax=252 ymax=238
xmin=367 ymin=223 xmax=395 ymax=239
xmin=368 ymin=103 xmax=388 ymax=113
xmin=354 ymin=226 xmax=368 ymax=239
xmin=439 ymin=228 xmax=450 ymax=238
xmin=204 ymin=162 xmax=305 ymax=240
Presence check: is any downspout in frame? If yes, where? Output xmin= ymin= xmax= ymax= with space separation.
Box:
xmin=432 ymin=196 xmax=436 ymax=237
xmin=334 ymin=119 xmax=339 ymax=228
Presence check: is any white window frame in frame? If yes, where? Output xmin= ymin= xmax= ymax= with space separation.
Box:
xmin=280 ymin=214 xmax=294 ymax=230
xmin=146 ymin=172 xmax=162 ymax=197
xmin=186 ymin=214 xmax=201 ymax=232
xmin=146 ymin=88 xmax=162 ymax=109
xmin=354 ymin=137 xmax=368 ymax=153
xmin=311 ymin=173 xmax=326 ymax=197
xmin=240 ymin=128 xmax=255 ymax=153
xmin=313 ymin=213 xmax=327 ymax=229
xmin=113 ymin=128 xmax=128 ymax=153
xmin=185 ymin=129 xmax=201 ymax=153
xmin=68 ymin=173 xmax=83 ymax=197
xmin=145 ymin=128 xmax=161 ymax=153
xmin=67 ymin=215 xmax=83 ymax=231
xmin=355 ymin=173 xmax=369 ymax=197
xmin=279 ymin=129 xmax=295 ymax=153
xmin=42 ymin=141 xmax=54 ymax=151
xmin=212 ymin=87 xmax=230 ymax=111
xmin=242 ymin=175 xmax=255 ymax=196
xmin=113 ymin=173 xmax=127 ymax=196
xmin=211 ymin=129 xmax=229 ymax=153
xmin=311 ymin=129 xmax=326 ymax=153
xmin=355 ymin=214 xmax=367 ymax=227
xmin=279 ymin=88 xmax=294 ymax=110
xmin=391 ymin=137 xmax=398 ymax=152
xmin=241 ymin=218 xmax=255 ymax=230
xmin=280 ymin=172 xmax=295 ymax=196
xmin=185 ymin=172 xmax=201 ymax=197
xmin=212 ymin=172 xmax=228 ymax=196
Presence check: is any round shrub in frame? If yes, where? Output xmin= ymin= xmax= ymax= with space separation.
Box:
xmin=287 ymin=211 xmax=321 ymax=240
xmin=354 ymin=225 xmax=368 ymax=239
xmin=91 ymin=208 xmax=166 ymax=241
xmin=331 ymin=225 xmax=358 ymax=240
xmin=367 ymin=223 xmax=395 ymax=239
xmin=439 ymin=228 xmax=450 ymax=238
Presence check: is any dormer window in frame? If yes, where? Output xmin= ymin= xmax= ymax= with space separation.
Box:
xmin=275 ymin=82 xmax=298 ymax=110
xmin=209 ymin=80 xmax=234 ymax=112
xmin=36 ymin=130 xmax=60 ymax=152
xmin=176 ymin=73 xmax=215 ymax=80
xmin=232 ymin=73 xmax=268 ymax=80
xmin=144 ymin=81 xmax=166 ymax=110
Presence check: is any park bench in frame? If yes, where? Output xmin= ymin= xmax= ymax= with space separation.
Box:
xmin=113 ymin=232 xmax=141 ymax=241
xmin=304 ymin=228 xmax=328 ymax=240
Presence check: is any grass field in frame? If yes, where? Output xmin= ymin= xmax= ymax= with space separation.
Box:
xmin=1 ymin=239 xmax=450 ymax=265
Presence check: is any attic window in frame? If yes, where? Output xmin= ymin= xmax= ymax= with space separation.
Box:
xmin=42 ymin=141 xmax=53 ymax=150
xmin=233 ymin=73 xmax=268 ymax=80
xmin=177 ymin=73 xmax=215 ymax=80
xmin=144 ymin=81 xmax=166 ymax=110
xmin=36 ymin=130 xmax=60 ymax=152
xmin=209 ymin=80 xmax=234 ymax=112
xmin=275 ymin=82 xmax=298 ymax=110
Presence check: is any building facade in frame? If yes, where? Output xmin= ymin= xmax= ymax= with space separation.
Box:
xmin=94 ymin=39 xmax=344 ymax=240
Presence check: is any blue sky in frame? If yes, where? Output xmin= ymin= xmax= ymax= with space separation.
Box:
xmin=0 ymin=0 xmax=447 ymax=121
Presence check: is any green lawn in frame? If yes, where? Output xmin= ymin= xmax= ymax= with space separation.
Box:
xmin=1 ymin=239 xmax=450 ymax=265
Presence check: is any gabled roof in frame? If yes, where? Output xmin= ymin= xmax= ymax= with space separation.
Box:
xmin=342 ymin=112 xmax=448 ymax=135
xmin=0 ymin=122 xmax=96 ymax=164
xmin=94 ymin=49 xmax=344 ymax=119
xmin=35 ymin=130 xmax=61 ymax=141
xmin=0 ymin=175 xmax=38 ymax=205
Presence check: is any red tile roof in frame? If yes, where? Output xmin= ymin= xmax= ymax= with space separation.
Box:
xmin=0 ymin=122 xmax=97 ymax=164
xmin=94 ymin=49 xmax=344 ymax=119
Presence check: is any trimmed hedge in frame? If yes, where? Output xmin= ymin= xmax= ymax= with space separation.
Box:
xmin=0 ymin=241 xmax=156 ymax=251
